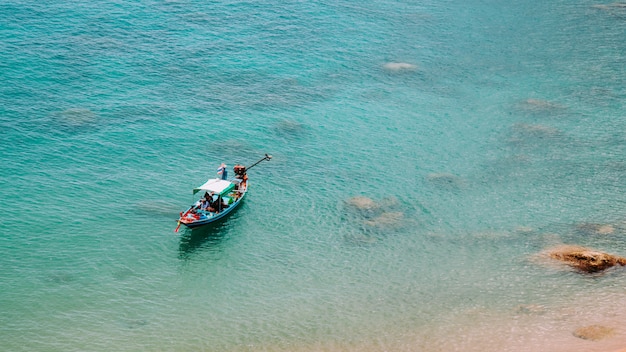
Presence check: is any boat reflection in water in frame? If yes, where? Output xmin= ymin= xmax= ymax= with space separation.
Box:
xmin=177 ymin=211 xmax=242 ymax=260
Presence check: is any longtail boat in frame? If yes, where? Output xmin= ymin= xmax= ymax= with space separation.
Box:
xmin=175 ymin=154 xmax=272 ymax=232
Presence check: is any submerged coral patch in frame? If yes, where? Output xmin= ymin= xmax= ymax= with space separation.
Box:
xmin=575 ymin=222 xmax=616 ymax=235
xmin=363 ymin=211 xmax=404 ymax=228
xmin=50 ymin=108 xmax=100 ymax=132
xmin=342 ymin=196 xmax=405 ymax=243
xmin=346 ymin=196 xmax=378 ymax=211
xmin=573 ymin=324 xmax=615 ymax=341
xmin=274 ymin=119 xmax=307 ymax=139
xmin=426 ymin=173 xmax=464 ymax=190
xmin=511 ymin=123 xmax=560 ymax=138
xmin=518 ymin=98 xmax=565 ymax=113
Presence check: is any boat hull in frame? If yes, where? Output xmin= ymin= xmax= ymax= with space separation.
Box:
xmin=179 ymin=192 xmax=245 ymax=229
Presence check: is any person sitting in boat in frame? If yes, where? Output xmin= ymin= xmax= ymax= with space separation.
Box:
xmin=193 ymin=196 xmax=204 ymax=210
xmin=221 ymin=195 xmax=230 ymax=208
xmin=199 ymin=197 xmax=210 ymax=211
xmin=200 ymin=192 xmax=216 ymax=212
xmin=240 ymin=173 xmax=248 ymax=192
xmin=210 ymin=195 xmax=222 ymax=213
xmin=213 ymin=194 xmax=230 ymax=212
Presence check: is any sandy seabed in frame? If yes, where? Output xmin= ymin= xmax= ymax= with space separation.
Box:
xmin=226 ymin=290 xmax=626 ymax=352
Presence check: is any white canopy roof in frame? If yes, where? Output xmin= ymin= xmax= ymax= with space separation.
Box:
xmin=193 ymin=178 xmax=235 ymax=195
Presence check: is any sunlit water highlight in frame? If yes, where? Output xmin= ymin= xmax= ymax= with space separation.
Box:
xmin=1 ymin=0 xmax=625 ymax=351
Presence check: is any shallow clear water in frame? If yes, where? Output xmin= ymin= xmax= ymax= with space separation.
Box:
xmin=1 ymin=0 xmax=626 ymax=351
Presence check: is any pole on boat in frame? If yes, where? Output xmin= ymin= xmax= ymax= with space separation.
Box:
xmin=245 ymin=153 xmax=272 ymax=171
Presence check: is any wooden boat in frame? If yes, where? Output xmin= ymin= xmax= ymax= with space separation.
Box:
xmin=175 ymin=154 xmax=271 ymax=232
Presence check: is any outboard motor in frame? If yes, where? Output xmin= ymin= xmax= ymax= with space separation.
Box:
xmin=233 ymin=164 xmax=246 ymax=177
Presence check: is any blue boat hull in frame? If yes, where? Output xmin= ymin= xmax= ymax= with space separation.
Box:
xmin=179 ymin=192 xmax=245 ymax=229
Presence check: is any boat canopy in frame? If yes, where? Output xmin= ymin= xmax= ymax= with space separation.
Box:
xmin=193 ymin=178 xmax=235 ymax=196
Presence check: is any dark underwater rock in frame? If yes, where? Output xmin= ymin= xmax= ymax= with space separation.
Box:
xmin=274 ymin=119 xmax=306 ymax=136
xmin=426 ymin=173 xmax=464 ymax=190
xmin=511 ymin=123 xmax=560 ymax=139
xmin=58 ymin=108 xmax=98 ymax=128
xmin=363 ymin=211 xmax=404 ymax=228
xmin=575 ymin=222 xmax=616 ymax=235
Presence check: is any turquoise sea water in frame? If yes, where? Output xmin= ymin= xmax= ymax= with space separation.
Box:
xmin=1 ymin=1 xmax=626 ymax=351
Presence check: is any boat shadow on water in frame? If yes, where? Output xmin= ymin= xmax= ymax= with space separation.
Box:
xmin=178 ymin=222 xmax=228 ymax=259
xmin=177 ymin=212 xmax=242 ymax=260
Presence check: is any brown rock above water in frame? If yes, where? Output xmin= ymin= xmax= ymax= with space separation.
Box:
xmin=546 ymin=245 xmax=626 ymax=273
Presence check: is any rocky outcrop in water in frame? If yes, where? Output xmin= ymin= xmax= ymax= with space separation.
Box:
xmin=546 ymin=245 xmax=626 ymax=273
